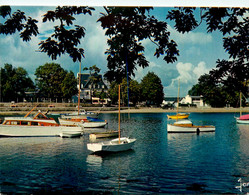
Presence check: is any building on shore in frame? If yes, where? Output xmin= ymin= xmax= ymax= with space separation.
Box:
xmin=77 ymin=73 xmax=109 ymax=103
xmin=162 ymin=95 xmax=209 ymax=108
xmin=180 ymin=95 xmax=209 ymax=107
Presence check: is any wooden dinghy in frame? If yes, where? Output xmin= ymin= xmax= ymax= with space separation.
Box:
xmin=89 ymin=130 xmax=119 ymax=139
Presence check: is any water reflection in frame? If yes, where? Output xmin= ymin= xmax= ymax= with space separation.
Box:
xmin=0 ymin=113 xmax=249 ymax=194
xmin=86 ymin=150 xmax=136 ymax=193
xmin=235 ymin=124 xmax=249 ymax=191
xmin=86 ymin=155 xmax=102 ymax=166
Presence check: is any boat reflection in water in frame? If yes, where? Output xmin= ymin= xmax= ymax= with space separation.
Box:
xmin=236 ymin=124 xmax=249 ymax=156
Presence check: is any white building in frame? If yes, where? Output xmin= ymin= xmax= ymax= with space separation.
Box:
xmin=77 ymin=73 xmax=108 ymax=102
xmin=180 ymin=95 xmax=209 ymax=107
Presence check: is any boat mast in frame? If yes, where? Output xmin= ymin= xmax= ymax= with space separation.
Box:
xmin=125 ymin=52 xmax=130 ymax=118
xmin=240 ymin=91 xmax=242 ymax=117
xmin=176 ymin=79 xmax=180 ymax=121
xmin=78 ymin=62 xmax=81 ymax=115
xmin=118 ymin=84 xmax=121 ymax=144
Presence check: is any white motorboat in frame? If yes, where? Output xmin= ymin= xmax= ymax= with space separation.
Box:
xmin=87 ymin=85 xmax=136 ymax=153
xmin=167 ymin=120 xmax=215 ymax=133
xmin=82 ymin=117 xmax=107 ymax=128
xmin=58 ymin=118 xmax=84 ymax=127
xmin=0 ymin=111 xmax=83 ymax=137
xmin=83 ymin=121 xmax=107 ymax=128
xmin=60 ymin=109 xmax=98 ymax=121
xmin=58 ymin=117 xmax=107 ymax=128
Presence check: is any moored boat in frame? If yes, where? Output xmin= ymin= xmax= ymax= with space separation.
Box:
xmin=58 ymin=117 xmax=107 ymax=128
xmin=59 ymin=130 xmax=82 ymax=138
xmin=167 ymin=113 xmax=189 ymax=120
xmin=235 ymin=92 xmax=249 ymax=124
xmin=89 ymin=130 xmax=119 ymax=139
xmin=58 ymin=118 xmax=84 ymax=127
xmin=0 ymin=111 xmax=83 ymax=137
xmin=82 ymin=117 xmax=107 ymax=128
xmin=167 ymin=80 xmax=190 ymax=120
xmin=236 ymin=115 xmax=249 ymax=124
xmin=60 ymin=109 xmax=98 ymax=121
xmin=87 ymin=85 xmax=136 ymax=153
xmin=87 ymin=137 xmax=136 ymax=153
xmin=167 ymin=120 xmax=215 ymax=133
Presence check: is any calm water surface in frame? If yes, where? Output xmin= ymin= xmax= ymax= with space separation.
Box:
xmin=0 ymin=113 xmax=249 ymax=194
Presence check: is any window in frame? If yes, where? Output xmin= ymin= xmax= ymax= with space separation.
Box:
xmin=31 ymin=122 xmax=38 ymax=126
xmin=21 ymin=121 xmax=28 ymax=125
xmin=10 ymin=121 xmax=18 ymax=125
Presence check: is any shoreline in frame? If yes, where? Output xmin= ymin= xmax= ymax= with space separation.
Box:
xmin=100 ymin=107 xmax=248 ymax=113
xmin=0 ymin=107 xmax=248 ymax=115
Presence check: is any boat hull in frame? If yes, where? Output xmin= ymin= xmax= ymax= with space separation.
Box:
xmin=87 ymin=137 xmax=136 ymax=153
xmin=0 ymin=125 xmax=83 ymax=137
xmin=59 ymin=130 xmax=82 ymax=138
xmin=167 ymin=124 xmax=215 ymax=133
xmin=167 ymin=114 xmax=189 ymax=120
xmin=60 ymin=112 xmax=98 ymax=120
xmin=236 ymin=118 xmax=249 ymax=124
xmin=83 ymin=121 xmax=107 ymax=128
xmin=89 ymin=131 xmax=119 ymax=139
xmin=58 ymin=118 xmax=84 ymax=126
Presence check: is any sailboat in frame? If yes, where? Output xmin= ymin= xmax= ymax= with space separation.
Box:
xmin=167 ymin=79 xmax=189 ymax=120
xmin=87 ymin=85 xmax=136 ymax=153
xmin=236 ymin=92 xmax=249 ymax=124
xmin=167 ymin=80 xmax=215 ymax=133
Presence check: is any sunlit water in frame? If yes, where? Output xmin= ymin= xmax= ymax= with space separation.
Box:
xmin=0 ymin=113 xmax=249 ymax=194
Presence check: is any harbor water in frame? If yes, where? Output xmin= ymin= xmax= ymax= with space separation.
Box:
xmin=0 ymin=112 xmax=249 ymax=194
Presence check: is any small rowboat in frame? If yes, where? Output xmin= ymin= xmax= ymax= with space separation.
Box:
xmin=59 ymin=130 xmax=82 ymax=138
xmin=89 ymin=130 xmax=119 ymax=139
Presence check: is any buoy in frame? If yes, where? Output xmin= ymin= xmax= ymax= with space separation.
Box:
xmin=196 ymin=128 xmax=200 ymax=135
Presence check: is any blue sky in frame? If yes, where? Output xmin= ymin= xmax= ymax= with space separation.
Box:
xmin=0 ymin=6 xmax=231 ymax=97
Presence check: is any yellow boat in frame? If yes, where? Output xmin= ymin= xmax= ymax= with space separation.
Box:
xmin=167 ymin=80 xmax=190 ymax=120
xmin=167 ymin=113 xmax=189 ymax=120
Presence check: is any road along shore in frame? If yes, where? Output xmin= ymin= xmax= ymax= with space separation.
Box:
xmin=0 ymin=106 xmax=248 ymax=116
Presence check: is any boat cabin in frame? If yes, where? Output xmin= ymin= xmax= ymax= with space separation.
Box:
xmin=2 ymin=112 xmax=59 ymax=127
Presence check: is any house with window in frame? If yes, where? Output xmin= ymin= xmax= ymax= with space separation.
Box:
xmin=77 ymin=73 xmax=109 ymax=103
xmin=162 ymin=97 xmax=184 ymax=108
xmin=180 ymin=95 xmax=209 ymax=107
xmin=162 ymin=95 xmax=209 ymax=108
